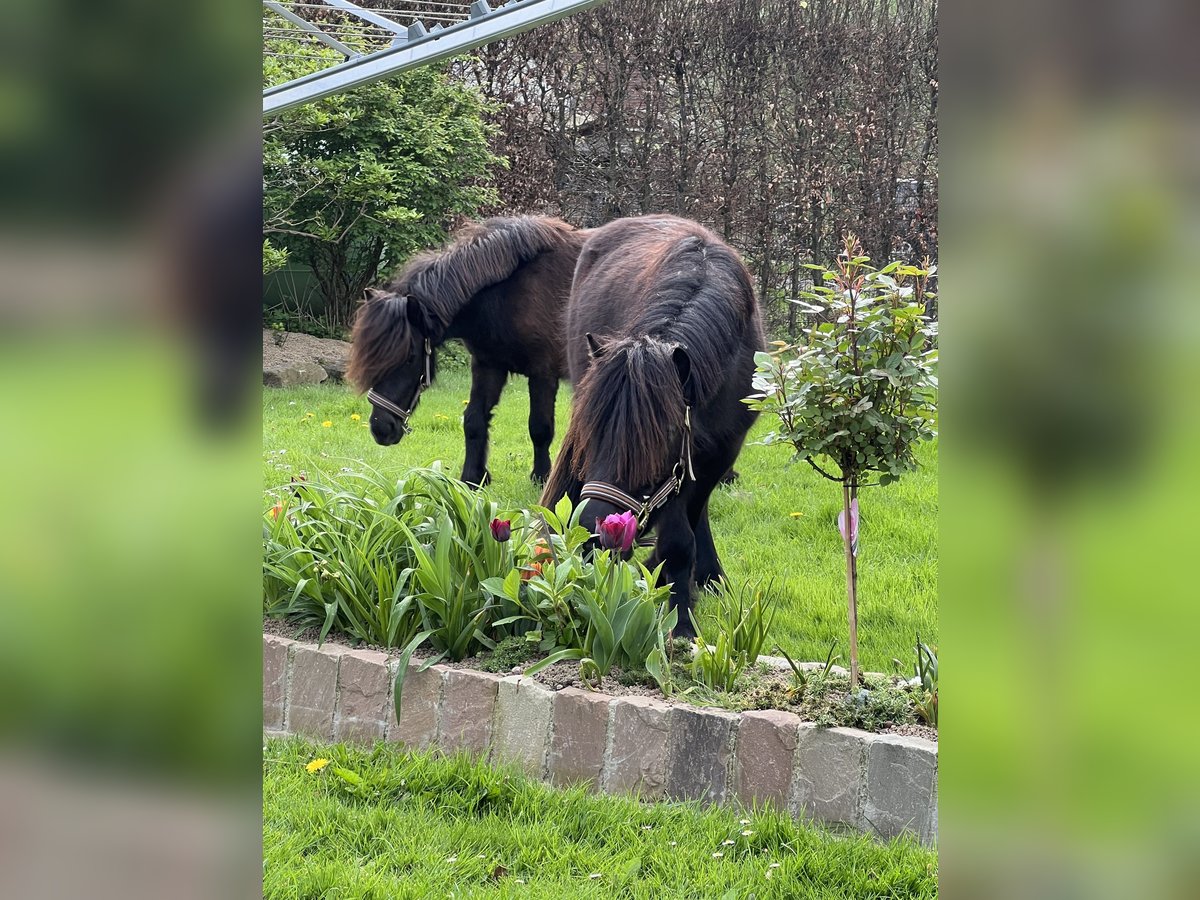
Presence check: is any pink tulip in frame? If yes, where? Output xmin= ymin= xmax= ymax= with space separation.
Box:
xmin=596 ymin=511 xmax=638 ymax=552
xmin=489 ymin=518 xmax=511 ymax=542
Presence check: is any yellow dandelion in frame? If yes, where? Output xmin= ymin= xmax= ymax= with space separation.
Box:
xmin=462 ymin=400 xmax=469 ymax=405
xmin=305 ymin=412 xmax=315 ymax=418
xmin=305 ymin=758 xmax=330 ymax=774
xmin=435 ymin=414 xmax=450 ymax=421
xmin=789 ymin=512 xmax=804 ymax=518
xmin=350 ymin=413 xmax=361 ymax=421
xmin=322 ymin=420 xmax=332 ymax=428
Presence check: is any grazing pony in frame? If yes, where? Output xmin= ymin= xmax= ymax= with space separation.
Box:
xmin=346 ymin=216 xmax=589 ymax=486
xmin=541 ymin=216 xmax=764 ymax=636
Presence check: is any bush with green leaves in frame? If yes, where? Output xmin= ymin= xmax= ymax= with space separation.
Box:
xmin=263 ymin=36 xmax=501 ymax=333
xmin=747 ymin=234 xmax=937 ymax=687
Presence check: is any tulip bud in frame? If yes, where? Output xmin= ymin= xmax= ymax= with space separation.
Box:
xmin=596 ymin=511 xmax=638 ymax=552
xmin=489 ymin=518 xmax=512 ymax=542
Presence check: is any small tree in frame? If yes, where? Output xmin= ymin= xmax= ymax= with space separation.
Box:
xmin=263 ymin=39 xmax=501 ymax=333
xmin=747 ymin=235 xmax=938 ymax=688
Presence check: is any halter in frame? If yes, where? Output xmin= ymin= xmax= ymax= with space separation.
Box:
xmin=366 ymin=338 xmax=433 ymax=434
xmin=580 ymin=405 xmax=696 ymax=527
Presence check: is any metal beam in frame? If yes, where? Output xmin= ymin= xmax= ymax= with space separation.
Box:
xmin=263 ymin=1 xmax=359 ymax=59
xmin=264 ymin=0 xmax=610 ymax=118
xmin=320 ymin=0 xmax=409 ymax=37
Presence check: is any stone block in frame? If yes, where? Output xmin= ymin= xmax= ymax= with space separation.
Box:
xmin=263 ymin=363 xmax=327 ymax=388
xmin=263 ymin=635 xmax=293 ymax=731
xmin=602 ymin=696 xmax=672 ymax=799
xmin=733 ymin=709 xmax=801 ymax=811
xmin=288 ymin=644 xmax=343 ymax=740
xmin=491 ymin=676 xmax=553 ymax=777
xmin=863 ymin=734 xmax=937 ymax=841
xmin=547 ymin=688 xmax=611 ymax=788
xmin=792 ymin=725 xmax=872 ymax=828
xmin=386 ymin=661 xmax=444 ymax=750
xmin=439 ymin=669 xmax=502 ymax=756
xmin=666 ymin=705 xmax=739 ymax=804
xmin=334 ymin=649 xmax=390 ymax=744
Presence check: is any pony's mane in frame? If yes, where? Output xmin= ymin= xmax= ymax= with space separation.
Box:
xmin=543 ymin=231 xmax=755 ymax=498
xmin=563 ymin=337 xmax=688 ymax=490
xmin=347 ymin=216 xmax=578 ymax=391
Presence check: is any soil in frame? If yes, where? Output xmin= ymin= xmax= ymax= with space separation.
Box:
xmin=883 ymin=723 xmax=939 ymax=742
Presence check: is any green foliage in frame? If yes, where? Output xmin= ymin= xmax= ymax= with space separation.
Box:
xmin=265 ymin=737 xmax=939 ymax=898
xmin=263 ymin=470 xmax=422 ymax=648
xmin=897 ymin=636 xmax=939 ymax=727
xmin=690 ymin=580 xmax=778 ymax=692
xmin=776 ymin=640 xmax=840 ymax=700
xmin=476 ymin=635 xmax=540 ymax=674
xmin=747 ymin=234 xmax=938 ymax=488
xmin=262 ymin=38 xmax=501 ymax=331
xmin=482 ymin=496 xmax=677 ymax=693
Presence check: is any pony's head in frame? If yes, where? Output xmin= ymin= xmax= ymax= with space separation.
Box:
xmin=556 ymin=334 xmax=696 ymax=546
xmin=346 ymin=291 xmax=445 ymax=445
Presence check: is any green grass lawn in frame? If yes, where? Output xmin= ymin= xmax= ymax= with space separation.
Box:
xmin=264 ymin=736 xmax=937 ymax=899
xmin=262 ymin=369 xmax=936 ymax=671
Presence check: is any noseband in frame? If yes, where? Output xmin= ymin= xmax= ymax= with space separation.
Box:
xmin=366 ymin=338 xmax=432 ymax=434
xmin=580 ymin=405 xmax=696 ymax=527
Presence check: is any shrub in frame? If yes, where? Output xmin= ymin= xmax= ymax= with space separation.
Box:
xmin=263 ymin=37 xmax=501 ymax=334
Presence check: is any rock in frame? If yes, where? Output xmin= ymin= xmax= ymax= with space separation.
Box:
xmin=262 ymin=330 xmax=352 ymax=387
xmin=602 ymin=696 xmax=671 ymax=799
xmin=548 ymin=688 xmax=611 ymax=788
xmin=440 ymin=669 xmax=502 ymax=755
xmin=492 ymin=676 xmax=554 ymax=777
xmin=334 ymin=649 xmax=391 ymax=744
xmin=263 ymin=363 xmax=328 ymax=387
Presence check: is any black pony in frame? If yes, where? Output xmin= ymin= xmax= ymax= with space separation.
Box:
xmin=347 ymin=216 xmax=589 ymax=486
xmin=541 ymin=216 xmax=765 ymax=636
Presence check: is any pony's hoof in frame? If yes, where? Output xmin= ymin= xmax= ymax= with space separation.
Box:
xmin=463 ymin=469 xmax=492 ymax=489
xmin=671 ymin=624 xmax=697 ymax=642
xmin=719 ymin=468 xmax=740 ymax=485
xmin=530 ymin=470 xmax=548 ymax=486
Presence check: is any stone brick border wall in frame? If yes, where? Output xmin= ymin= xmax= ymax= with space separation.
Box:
xmin=265 ymin=634 xmax=937 ymax=845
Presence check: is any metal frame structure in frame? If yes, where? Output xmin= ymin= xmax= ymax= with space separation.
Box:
xmin=264 ymin=0 xmax=608 ymax=118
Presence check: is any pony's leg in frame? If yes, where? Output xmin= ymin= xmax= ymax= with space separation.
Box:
xmin=461 ymin=363 xmax=506 ymax=488
xmin=654 ymin=505 xmax=698 ymax=639
xmin=691 ymin=503 xmax=726 ymax=589
xmin=527 ymin=376 xmax=559 ymax=484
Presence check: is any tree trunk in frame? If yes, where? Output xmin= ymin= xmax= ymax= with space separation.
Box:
xmin=842 ymin=480 xmax=860 ymax=689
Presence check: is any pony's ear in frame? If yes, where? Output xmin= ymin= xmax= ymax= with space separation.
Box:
xmin=586 ymin=332 xmax=605 ymax=359
xmin=672 ymin=346 xmax=696 ymax=405
xmin=405 ymin=296 xmax=445 ymax=341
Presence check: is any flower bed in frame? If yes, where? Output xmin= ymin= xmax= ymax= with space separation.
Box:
xmin=264 ymin=633 xmax=937 ymax=846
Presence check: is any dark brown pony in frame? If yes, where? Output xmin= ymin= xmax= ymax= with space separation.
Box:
xmin=542 ymin=216 xmax=765 ymax=636
xmin=347 ymin=216 xmax=589 ymax=485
